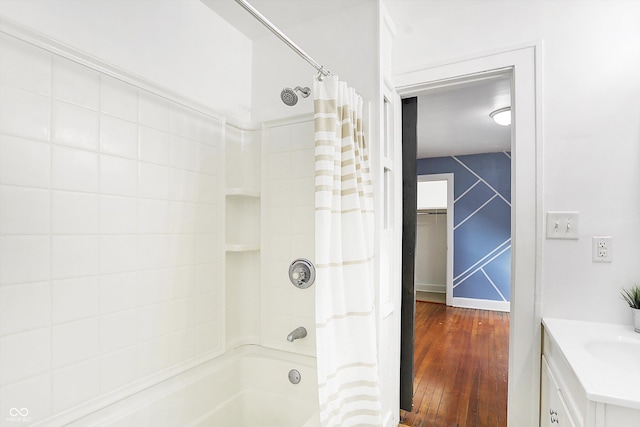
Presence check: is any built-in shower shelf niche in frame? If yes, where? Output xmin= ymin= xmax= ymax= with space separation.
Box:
xmin=225 ymin=194 xmax=260 ymax=250
xmin=226 ymin=188 xmax=260 ymax=198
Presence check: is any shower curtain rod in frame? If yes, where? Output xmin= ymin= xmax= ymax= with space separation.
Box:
xmin=234 ymin=0 xmax=332 ymax=79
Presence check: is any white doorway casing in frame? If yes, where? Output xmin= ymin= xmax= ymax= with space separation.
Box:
xmin=416 ymin=174 xmax=454 ymax=305
xmin=395 ymin=44 xmax=542 ymax=426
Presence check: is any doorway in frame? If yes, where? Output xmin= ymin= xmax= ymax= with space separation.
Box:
xmin=397 ymin=45 xmax=541 ymax=426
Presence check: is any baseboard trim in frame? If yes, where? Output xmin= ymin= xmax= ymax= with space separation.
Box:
xmin=415 ymin=283 xmax=446 ymax=293
xmin=451 ymin=297 xmax=510 ymax=312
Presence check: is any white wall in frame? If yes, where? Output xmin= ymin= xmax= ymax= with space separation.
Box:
xmin=387 ymin=0 xmax=640 ymax=325
xmin=0 ymin=32 xmax=224 ymax=424
xmin=0 ymin=0 xmax=253 ymax=122
xmin=415 ymin=213 xmax=447 ymax=290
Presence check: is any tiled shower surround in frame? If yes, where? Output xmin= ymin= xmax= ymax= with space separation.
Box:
xmin=0 ymin=33 xmax=224 ymax=421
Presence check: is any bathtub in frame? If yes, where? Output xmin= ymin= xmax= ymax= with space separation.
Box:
xmin=68 ymin=345 xmax=319 ymax=427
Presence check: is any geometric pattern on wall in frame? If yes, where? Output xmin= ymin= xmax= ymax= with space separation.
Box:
xmin=417 ymin=152 xmax=511 ymax=302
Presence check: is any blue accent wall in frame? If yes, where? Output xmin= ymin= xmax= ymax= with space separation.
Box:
xmin=417 ymin=152 xmax=511 ymax=302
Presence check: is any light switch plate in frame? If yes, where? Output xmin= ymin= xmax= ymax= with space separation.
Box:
xmin=546 ymin=211 xmax=580 ymax=239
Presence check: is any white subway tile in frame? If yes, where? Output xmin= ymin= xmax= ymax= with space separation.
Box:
xmin=0 ymin=135 xmax=50 ymax=188
xmin=100 ymin=346 xmax=137 ymax=393
xmin=194 ymin=234 xmax=218 ymax=264
xmin=0 ymin=186 xmax=50 ymax=235
xmin=169 ymin=168 xmax=198 ymax=202
xmin=170 ymin=135 xmax=197 ymax=171
xmin=168 ymin=201 xmax=196 ymax=234
xmin=100 ymin=75 xmax=138 ymax=122
xmin=138 ymin=91 xmax=170 ymax=131
xmin=289 ymin=206 xmax=314 ymax=234
xmin=195 ymin=291 xmax=218 ymax=324
xmin=194 ymin=263 xmax=218 ymax=294
xmin=100 ymin=310 xmax=136 ymax=353
xmin=0 ymin=84 xmax=50 ymax=141
xmin=52 ymin=317 xmax=99 ymax=368
xmin=194 ymin=203 xmax=218 ymax=234
xmin=268 ymin=152 xmax=291 ymax=181
xmin=170 ymin=266 xmax=195 ymax=299
xmin=167 ymin=327 xmax=195 ymax=364
xmin=195 ymin=320 xmax=220 ymax=354
xmin=51 ymin=145 xmax=99 ymax=193
xmin=168 ymin=235 xmax=195 ymax=267
xmin=0 ymin=327 xmax=50 ymax=386
xmin=136 ymin=336 xmax=170 ymax=378
xmin=0 ymin=281 xmax=50 ymax=336
xmin=52 ymin=56 xmax=99 ymax=109
xmin=167 ymin=298 xmax=193 ymax=332
xmin=196 ymin=143 xmax=218 ymax=175
xmin=100 ymin=235 xmax=137 ymax=274
xmin=138 ymin=162 xmax=169 ymax=199
xmin=0 ymin=373 xmax=52 ymax=423
xmin=138 ymin=126 xmax=170 ymax=165
xmin=52 ymin=358 xmax=100 ymax=412
xmin=290 ymin=121 xmax=315 ymax=150
xmin=138 ymin=199 xmax=169 ymax=234
xmin=0 ymin=33 xmax=52 ymax=95
xmin=100 ymin=195 xmax=137 ymax=234
xmin=137 ymin=303 xmax=169 ymax=342
xmin=52 ymin=276 xmax=100 ymax=324
xmin=100 ymin=155 xmax=137 ymax=197
xmin=289 ymin=177 xmax=314 ymax=207
xmin=137 ymin=268 xmax=171 ymax=306
xmin=0 ymin=236 xmax=50 ymax=285
xmin=197 ymin=116 xmax=220 ymax=147
xmin=195 ymin=174 xmax=217 ymax=204
xmin=266 ymin=125 xmax=293 ymax=153
xmin=52 ymin=190 xmax=99 ymax=235
xmin=137 ymin=235 xmax=170 ymax=271
xmin=291 ymin=149 xmax=314 ymax=178
xmin=170 ymin=106 xmax=198 ymax=139
xmin=100 ymin=272 xmax=137 ymax=314
xmin=53 ymin=101 xmax=99 ymax=150
xmin=51 ymin=235 xmax=99 ymax=279
xmin=100 ymin=115 xmax=138 ymax=159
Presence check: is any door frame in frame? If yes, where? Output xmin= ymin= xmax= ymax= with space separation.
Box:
xmin=416 ymin=173 xmax=454 ymax=305
xmin=396 ymin=44 xmax=543 ymax=426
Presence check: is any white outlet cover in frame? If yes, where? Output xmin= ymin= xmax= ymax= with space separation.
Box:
xmin=592 ymin=236 xmax=613 ymax=262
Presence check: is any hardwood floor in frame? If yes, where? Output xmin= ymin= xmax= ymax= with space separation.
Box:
xmin=399 ymin=302 xmax=509 ymax=427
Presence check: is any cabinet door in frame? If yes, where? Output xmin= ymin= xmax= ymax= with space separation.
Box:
xmin=541 ymin=356 xmax=577 ymax=427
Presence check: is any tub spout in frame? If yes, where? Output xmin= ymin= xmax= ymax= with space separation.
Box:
xmin=287 ymin=326 xmax=307 ymax=342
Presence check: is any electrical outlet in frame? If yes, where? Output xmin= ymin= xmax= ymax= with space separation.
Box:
xmin=592 ymin=236 xmax=612 ymax=262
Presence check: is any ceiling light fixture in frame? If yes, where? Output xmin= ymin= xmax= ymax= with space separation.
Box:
xmin=490 ymin=107 xmax=511 ymax=126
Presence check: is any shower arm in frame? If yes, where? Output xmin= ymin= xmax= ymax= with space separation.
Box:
xmin=234 ymin=0 xmax=332 ymax=80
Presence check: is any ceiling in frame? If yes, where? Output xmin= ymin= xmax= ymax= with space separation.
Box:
xmin=201 ymin=0 xmax=368 ymax=40
xmin=416 ymin=76 xmax=512 ymax=158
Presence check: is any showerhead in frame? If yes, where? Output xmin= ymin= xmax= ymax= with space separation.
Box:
xmin=281 ymin=86 xmax=311 ymax=106
xmin=281 ymin=88 xmax=298 ymax=106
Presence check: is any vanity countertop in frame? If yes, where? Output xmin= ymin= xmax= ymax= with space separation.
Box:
xmin=543 ymin=317 xmax=640 ymax=410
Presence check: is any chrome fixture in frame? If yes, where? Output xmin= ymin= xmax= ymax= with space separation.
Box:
xmin=281 ymin=86 xmax=310 ymax=106
xmin=288 ymin=369 xmax=301 ymax=384
xmin=234 ymin=0 xmax=331 ymax=80
xmin=287 ymin=326 xmax=307 ymax=342
xmin=289 ymin=258 xmax=315 ymax=289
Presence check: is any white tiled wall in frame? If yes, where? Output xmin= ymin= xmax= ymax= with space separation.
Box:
xmin=0 ymin=33 xmax=223 ymax=424
xmin=261 ymin=119 xmax=316 ymax=356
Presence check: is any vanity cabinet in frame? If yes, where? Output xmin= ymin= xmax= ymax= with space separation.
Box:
xmin=540 ymin=356 xmax=577 ymax=427
xmin=541 ymin=319 xmax=640 ymax=427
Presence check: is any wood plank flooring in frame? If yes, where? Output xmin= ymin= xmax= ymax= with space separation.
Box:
xmin=399 ymin=302 xmax=509 ymax=427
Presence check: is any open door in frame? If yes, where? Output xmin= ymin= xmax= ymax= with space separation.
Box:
xmin=399 ymin=97 xmax=417 ymax=411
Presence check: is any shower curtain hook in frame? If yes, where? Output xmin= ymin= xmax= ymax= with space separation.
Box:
xmin=317 ymin=67 xmax=325 ymax=81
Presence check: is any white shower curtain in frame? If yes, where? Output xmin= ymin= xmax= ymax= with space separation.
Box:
xmin=314 ymin=76 xmax=382 ymax=427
